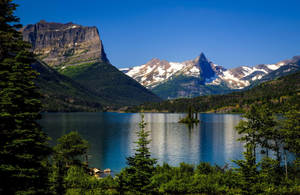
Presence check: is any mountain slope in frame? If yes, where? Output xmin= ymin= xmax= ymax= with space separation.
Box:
xmin=127 ymin=70 xmax=300 ymax=113
xmin=33 ymin=60 xmax=103 ymax=112
xmin=122 ymin=52 xmax=218 ymax=89
xmin=23 ymin=21 xmax=161 ymax=108
xmin=60 ymin=62 xmax=161 ymax=106
xmin=122 ymin=53 xmax=299 ymax=99
xmin=122 ymin=53 xmax=228 ymax=99
xmin=248 ymin=56 xmax=300 ymax=87
xmin=151 ymin=75 xmax=233 ymax=99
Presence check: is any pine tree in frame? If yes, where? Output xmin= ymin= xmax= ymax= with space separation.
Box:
xmin=118 ymin=114 xmax=157 ymax=194
xmin=281 ymin=107 xmax=300 ymax=167
xmin=51 ymin=131 xmax=89 ymax=195
xmin=0 ymin=0 xmax=51 ymax=194
xmin=234 ymin=103 xmax=277 ymax=194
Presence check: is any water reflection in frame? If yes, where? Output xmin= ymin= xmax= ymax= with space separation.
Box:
xmin=40 ymin=112 xmax=244 ymax=172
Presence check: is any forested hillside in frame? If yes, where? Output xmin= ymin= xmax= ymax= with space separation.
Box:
xmin=33 ymin=60 xmax=103 ymax=112
xmin=60 ymin=62 xmax=161 ymax=107
xmin=127 ymin=70 xmax=300 ymax=113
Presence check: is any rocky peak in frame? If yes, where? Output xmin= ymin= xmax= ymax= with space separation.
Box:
xmin=146 ymin=58 xmax=161 ymax=66
xmin=194 ymin=52 xmax=208 ymax=63
xmin=278 ymin=55 xmax=300 ymax=65
xmin=22 ymin=21 xmax=109 ymax=68
xmin=193 ymin=52 xmax=215 ymax=79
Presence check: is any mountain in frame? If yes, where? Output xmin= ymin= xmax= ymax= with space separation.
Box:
xmin=121 ymin=53 xmax=299 ymax=99
xmin=23 ymin=21 xmax=161 ymax=109
xmin=59 ymin=61 xmax=161 ymax=107
xmin=126 ymin=70 xmax=300 ymax=113
xmin=121 ymin=52 xmax=219 ymax=89
xmin=33 ymin=60 xmax=103 ymax=112
xmin=22 ymin=20 xmax=108 ymax=68
xmin=247 ymin=55 xmax=300 ymax=87
xmin=121 ymin=52 xmax=232 ymax=99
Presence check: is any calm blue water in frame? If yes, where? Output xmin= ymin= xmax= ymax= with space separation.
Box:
xmin=39 ymin=112 xmax=244 ymax=173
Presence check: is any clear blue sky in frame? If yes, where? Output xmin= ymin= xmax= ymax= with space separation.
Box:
xmin=15 ymin=0 xmax=300 ymax=69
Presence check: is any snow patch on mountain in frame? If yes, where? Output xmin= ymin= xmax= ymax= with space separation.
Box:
xmin=121 ymin=53 xmax=296 ymax=90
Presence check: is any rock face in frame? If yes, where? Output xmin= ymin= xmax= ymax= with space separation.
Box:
xmin=22 ymin=20 xmax=109 ymax=68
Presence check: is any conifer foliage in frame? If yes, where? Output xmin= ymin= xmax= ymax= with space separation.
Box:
xmin=118 ymin=114 xmax=157 ymax=194
xmin=0 ymin=0 xmax=51 ymax=194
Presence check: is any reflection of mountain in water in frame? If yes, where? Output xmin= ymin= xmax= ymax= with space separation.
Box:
xmin=127 ymin=113 xmax=244 ymax=167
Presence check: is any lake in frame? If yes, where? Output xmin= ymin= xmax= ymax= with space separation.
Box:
xmin=40 ymin=112 xmax=244 ymax=173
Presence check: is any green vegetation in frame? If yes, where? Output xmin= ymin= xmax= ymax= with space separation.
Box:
xmin=178 ymin=106 xmax=199 ymax=124
xmin=47 ymin=105 xmax=300 ymax=194
xmin=152 ymin=74 xmax=232 ymax=99
xmin=33 ymin=60 xmax=103 ymax=112
xmin=60 ymin=61 xmax=161 ymax=107
xmin=118 ymin=115 xmax=157 ymax=194
xmin=1 ymin=1 xmax=299 ymax=194
xmin=51 ymin=131 xmax=89 ymax=194
xmin=127 ymin=70 xmax=300 ymax=113
xmin=0 ymin=1 xmax=51 ymax=193
xmin=59 ymin=62 xmax=95 ymax=78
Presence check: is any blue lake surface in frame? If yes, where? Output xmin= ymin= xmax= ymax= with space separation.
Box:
xmin=40 ymin=112 xmax=244 ymax=173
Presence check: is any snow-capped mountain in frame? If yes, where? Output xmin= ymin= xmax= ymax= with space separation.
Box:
xmin=209 ymin=62 xmax=285 ymax=89
xmin=121 ymin=53 xmax=219 ymax=88
xmin=121 ymin=53 xmax=299 ymax=99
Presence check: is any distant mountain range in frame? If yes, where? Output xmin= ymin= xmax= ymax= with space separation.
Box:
xmin=126 ymin=70 xmax=300 ymax=113
xmin=22 ymin=20 xmax=300 ymax=111
xmin=22 ymin=21 xmax=160 ymax=111
xmin=121 ymin=53 xmax=300 ymax=99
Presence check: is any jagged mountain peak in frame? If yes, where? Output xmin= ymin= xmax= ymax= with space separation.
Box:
xmin=194 ymin=52 xmax=208 ymax=63
xmin=192 ymin=52 xmax=215 ymax=79
xmin=122 ymin=54 xmax=218 ymax=88
xmin=121 ymin=53 xmax=299 ymax=99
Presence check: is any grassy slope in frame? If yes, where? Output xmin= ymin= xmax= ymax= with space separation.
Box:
xmin=127 ymin=70 xmax=300 ymax=113
xmin=33 ymin=60 xmax=103 ymax=112
xmin=60 ymin=62 xmax=161 ymax=107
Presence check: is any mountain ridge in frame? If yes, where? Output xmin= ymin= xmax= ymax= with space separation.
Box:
xmin=126 ymin=70 xmax=300 ymax=113
xmin=121 ymin=53 xmax=299 ymax=99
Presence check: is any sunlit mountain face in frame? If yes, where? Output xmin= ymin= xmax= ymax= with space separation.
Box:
xmin=121 ymin=54 xmax=300 ymax=99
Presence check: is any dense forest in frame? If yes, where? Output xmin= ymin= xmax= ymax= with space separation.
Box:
xmin=0 ymin=0 xmax=299 ymax=194
xmin=126 ymin=70 xmax=300 ymax=113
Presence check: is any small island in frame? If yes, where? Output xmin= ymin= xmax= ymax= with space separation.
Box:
xmin=178 ymin=106 xmax=199 ymax=124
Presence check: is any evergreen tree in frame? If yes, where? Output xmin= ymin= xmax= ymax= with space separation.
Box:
xmin=118 ymin=114 xmax=157 ymax=194
xmin=281 ymin=107 xmax=300 ymax=166
xmin=236 ymin=104 xmax=277 ymax=164
xmin=234 ymin=103 xmax=277 ymax=194
xmin=53 ymin=131 xmax=88 ymax=167
xmin=0 ymin=0 xmax=51 ymax=194
xmin=51 ymin=131 xmax=88 ymax=195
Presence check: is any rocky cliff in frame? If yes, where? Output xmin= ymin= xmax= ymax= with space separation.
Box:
xmin=22 ymin=20 xmax=108 ymax=68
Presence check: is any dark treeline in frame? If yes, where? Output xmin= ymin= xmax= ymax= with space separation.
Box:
xmin=0 ymin=0 xmax=299 ymax=194
xmin=127 ymin=70 xmax=300 ymax=113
